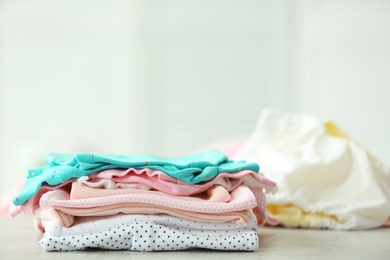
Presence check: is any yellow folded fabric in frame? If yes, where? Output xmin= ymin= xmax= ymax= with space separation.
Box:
xmin=267 ymin=204 xmax=342 ymax=228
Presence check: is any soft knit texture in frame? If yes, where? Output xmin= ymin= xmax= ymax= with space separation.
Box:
xmin=13 ymin=150 xmax=259 ymax=206
xmin=40 ymin=214 xmax=259 ymax=251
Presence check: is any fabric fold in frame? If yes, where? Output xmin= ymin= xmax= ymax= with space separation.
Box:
xmin=9 ymin=149 xmax=277 ymax=252
xmin=235 ymin=108 xmax=390 ymax=229
xmin=14 ymin=150 xmax=259 ymax=206
xmin=40 ymin=214 xmax=259 ymax=251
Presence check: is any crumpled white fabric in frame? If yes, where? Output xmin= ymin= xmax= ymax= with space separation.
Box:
xmin=234 ymin=108 xmax=390 ymax=230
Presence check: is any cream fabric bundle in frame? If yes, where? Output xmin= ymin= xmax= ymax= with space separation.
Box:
xmin=235 ymin=109 xmax=390 ymax=230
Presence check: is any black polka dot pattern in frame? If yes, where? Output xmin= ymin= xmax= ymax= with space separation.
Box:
xmin=40 ymin=221 xmax=259 ymax=251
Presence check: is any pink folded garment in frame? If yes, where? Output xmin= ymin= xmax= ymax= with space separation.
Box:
xmin=8 ymin=181 xmax=73 ymax=217
xmin=77 ymin=178 xmax=275 ymax=225
xmin=38 ymin=184 xmax=257 ymax=227
xmin=84 ymin=168 xmax=277 ymax=225
xmin=12 ymin=169 xmax=277 ymax=226
xmin=36 ymin=202 xmax=254 ymax=228
xmin=9 ymin=180 xmax=151 ymax=218
xmin=11 ymin=168 xmax=276 ymax=213
xmin=87 ymin=168 xmax=277 ymax=196
xmin=71 ymin=183 xmax=232 ymax=204
xmin=41 ymin=183 xmax=256 ymax=213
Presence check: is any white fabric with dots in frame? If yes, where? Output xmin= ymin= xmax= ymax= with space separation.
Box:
xmin=40 ymin=214 xmax=259 ymax=251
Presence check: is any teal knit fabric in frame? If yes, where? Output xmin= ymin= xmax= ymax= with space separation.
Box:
xmin=13 ymin=150 xmax=259 ymax=206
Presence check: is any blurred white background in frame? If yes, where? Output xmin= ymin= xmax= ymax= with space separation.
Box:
xmin=0 ymin=0 xmax=389 ymax=194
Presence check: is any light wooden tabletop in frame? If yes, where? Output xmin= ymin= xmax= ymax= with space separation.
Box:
xmin=1 ymin=215 xmax=389 ymax=260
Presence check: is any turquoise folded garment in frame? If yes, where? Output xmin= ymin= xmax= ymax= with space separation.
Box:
xmin=13 ymin=150 xmax=259 ymax=206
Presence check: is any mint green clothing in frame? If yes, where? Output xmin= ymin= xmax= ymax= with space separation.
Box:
xmin=13 ymin=150 xmax=259 ymax=206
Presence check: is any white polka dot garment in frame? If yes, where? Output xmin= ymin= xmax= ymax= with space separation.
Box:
xmin=40 ymin=214 xmax=259 ymax=251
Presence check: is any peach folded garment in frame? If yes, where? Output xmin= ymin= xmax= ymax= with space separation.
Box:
xmin=37 ymin=184 xmax=257 ymax=227
xmin=12 ymin=168 xmax=277 ymax=226
xmin=86 ymin=168 xmax=277 ymax=196
xmin=83 ymin=168 xmax=278 ymax=225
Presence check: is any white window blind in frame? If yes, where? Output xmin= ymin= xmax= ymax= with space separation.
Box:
xmin=1 ymin=0 xmax=389 ymax=194
xmin=0 ymin=0 xmax=136 ymax=193
xmin=134 ymin=0 xmax=292 ymax=156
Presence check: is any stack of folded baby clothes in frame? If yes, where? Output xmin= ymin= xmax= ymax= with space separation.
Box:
xmin=9 ymin=150 xmax=277 ymax=251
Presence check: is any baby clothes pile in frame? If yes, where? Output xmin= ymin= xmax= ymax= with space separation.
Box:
xmin=10 ymin=150 xmax=277 ymax=251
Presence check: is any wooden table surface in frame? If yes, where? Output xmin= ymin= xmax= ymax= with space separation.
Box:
xmin=1 ymin=215 xmax=389 ymax=260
